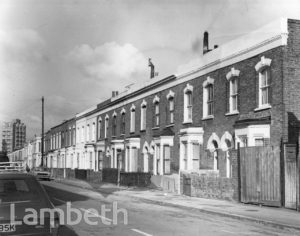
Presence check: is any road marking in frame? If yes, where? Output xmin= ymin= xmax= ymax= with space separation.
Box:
xmin=52 ymin=197 xmax=66 ymax=203
xmin=131 ymin=229 xmax=153 ymax=236
xmin=79 ymin=208 xmax=112 ymax=222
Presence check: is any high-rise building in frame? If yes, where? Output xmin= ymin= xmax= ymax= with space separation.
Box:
xmin=1 ymin=122 xmax=13 ymax=153
xmin=1 ymin=119 xmax=26 ymax=153
xmin=12 ymin=119 xmax=26 ymax=151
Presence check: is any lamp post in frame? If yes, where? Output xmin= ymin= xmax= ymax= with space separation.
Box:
xmin=41 ymin=96 xmax=44 ymax=168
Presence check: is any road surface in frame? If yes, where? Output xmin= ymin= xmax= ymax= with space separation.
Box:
xmin=42 ymin=181 xmax=298 ymax=236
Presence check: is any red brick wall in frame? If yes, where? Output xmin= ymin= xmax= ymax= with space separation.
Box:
xmin=94 ymin=20 xmax=300 ymax=175
xmin=283 ymin=19 xmax=300 ymax=144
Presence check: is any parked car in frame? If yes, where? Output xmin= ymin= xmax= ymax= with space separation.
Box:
xmin=0 ymin=171 xmax=60 ymax=235
xmin=32 ymin=168 xmax=53 ymax=181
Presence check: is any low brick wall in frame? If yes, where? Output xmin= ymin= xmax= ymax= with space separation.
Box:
xmin=102 ymin=168 xmax=118 ymax=183
xmin=87 ymin=170 xmax=102 ymax=184
xmin=181 ymin=149 xmax=239 ymax=202
xmin=102 ymin=168 xmax=151 ymax=187
xmin=120 ymin=172 xmax=152 ymax=187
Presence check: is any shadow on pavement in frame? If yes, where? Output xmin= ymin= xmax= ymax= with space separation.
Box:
xmin=43 ymin=184 xmax=90 ymax=206
xmin=58 ymin=225 xmax=79 ymax=236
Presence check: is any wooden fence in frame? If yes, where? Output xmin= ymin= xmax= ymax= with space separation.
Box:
xmin=239 ymin=146 xmax=281 ymax=206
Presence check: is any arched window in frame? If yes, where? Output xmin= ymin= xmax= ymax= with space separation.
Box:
xmin=130 ymin=105 xmax=136 ymax=133
xmin=141 ymin=100 xmax=147 ymax=131
xmin=203 ymin=77 xmax=214 ymax=118
xmin=112 ymin=113 xmax=117 ymax=137
xmin=121 ymin=110 xmax=126 ymax=135
xmin=255 ymin=56 xmax=272 ymax=109
xmin=184 ymin=84 xmax=193 ymax=123
xmin=97 ymin=118 xmax=102 ymax=140
xmin=226 ymin=68 xmax=240 ymax=114
xmin=153 ymin=95 xmax=160 ymax=127
xmin=166 ymin=90 xmax=175 ymax=124
xmin=104 ymin=115 xmax=109 ymax=138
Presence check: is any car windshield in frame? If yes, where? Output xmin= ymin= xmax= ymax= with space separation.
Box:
xmin=0 ymin=179 xmax=41 ymax=204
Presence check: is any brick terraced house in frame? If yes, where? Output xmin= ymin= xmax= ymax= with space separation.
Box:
xmin=33 ymin=18 xmax=300 ymax=207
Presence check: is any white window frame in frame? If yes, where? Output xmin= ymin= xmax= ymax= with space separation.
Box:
xmin=112 ymin=111 xmax=117 ymax=137
xmin=98 ymin=118 xmax=102 ymax=140
xmin=130 ymin=104 xmax=136 ymax=133
xmin=183 ymin=84 xmax=193 ymax=123
xmin=92 ymin=123 xmax=95 ymax=141
xmin=255 ymin=56 xmax=272 ymax=110
xmin=140 ymin=100 xmax=147 ymax=131
xmin=226 ymin=68 xmax=240 ymax=114
xmin=166 ymin=90 xmax=175 ymax=124
xmin=81 ymin=126 xmax=84 ymax=143
xmin=104 ymin=114 xmax=109 ymax=138
xmin=202 ymin=77 xmax=215 ymax=119
xmin=120 ymin=109 xmax=126 ymax=135
xmin=86 ymin=124 xmax=90 ymax=142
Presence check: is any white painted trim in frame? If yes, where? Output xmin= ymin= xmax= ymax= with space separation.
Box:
xmin=254 ymin=104 xmax=272 ymax=111
xmin=202 ymin=76 xmax=214 ymax=87
xmin=184 ymin=83 xmax=193 ymax=93
xmin=120 ymin=107 xmax=126 ymax=114
xmin=226 ymin=67 xmax=240 ymax=80
xmin=220 ymin=131 xmax=234 ymax=151
xmin=225 ymin=111 xmax=239 ymax=116
xmin=255 ymin=56 xmax=272 ymax=72
xmin=207 ymin=133 xmax=221 ymax=151
xmin=141 ymin=99 xmax=147 ymax=107
xmin=112 ymin=111 xmax=117 ymax=117
xmin=166 ymin=90 xmax=175 ymax=100
xmin=142 ymin=141 xmax=150 ymax=154
xmin=130 ymin=104 xmax=136 ymax=111
xmin=105 ymin=114 xmax=109 ymax=119
xmin=153 ymin=95 xmax=160 ymax=104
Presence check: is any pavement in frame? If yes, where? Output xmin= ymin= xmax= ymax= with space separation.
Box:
xmin=54 ymin=178 xmax=300 ymax=232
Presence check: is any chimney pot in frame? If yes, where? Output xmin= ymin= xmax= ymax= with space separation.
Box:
xmin=203 ymin=31 xmax=209 ymax=55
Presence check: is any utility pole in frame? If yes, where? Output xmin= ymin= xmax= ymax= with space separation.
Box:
xmin=41 ymin=96 xmax=44 ymax=167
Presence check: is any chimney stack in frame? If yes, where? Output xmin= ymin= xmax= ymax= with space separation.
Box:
xmin=112 ymin=91 xmax=118 ymax=98
xmin=148 ymin=58 xmax=155 ymax=79
xmin=203 ymin=31 xmax=209 ymax=55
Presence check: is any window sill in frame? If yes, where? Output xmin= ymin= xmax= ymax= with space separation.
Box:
xmin=254 ymin=104 xmax=272 ymax=112
xmin=140 ymin=129 xmax=146 ymax=132
xmin=130 ymin=131 xmax=135 ymax=134
xmin=202 ymin=115 xmax=214 ymax=121
xmin=225 ymin=110 xmax=239 ymax=116
xmin=165 ymin=124 xmax=174 ymax=128
xmin=183 ymin=120 xmax=193 ymax=124
xmin=152 ymin=127 xmax=159 ymax=130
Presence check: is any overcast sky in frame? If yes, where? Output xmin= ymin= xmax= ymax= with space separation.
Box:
xmin=0 ymin=0 xmax=299 ymax=140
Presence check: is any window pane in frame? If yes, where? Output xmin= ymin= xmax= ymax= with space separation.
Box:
xmin=170 ymin=111 xmax=174 ymax=123
xmin=232 ymin=95 xmax=237 ymax=111
xmin=192 ymin=143 xmax=200 ymax=170
xmin=155 ymin=103 xmax=159 ymax=114
xmin=261 ymin=88 xmax=268 ymax=104
xmin=169 ymin=99 xmax=174 ymax=111
xmin=231 ymin=79 xmax=237 ymax=94
xmin=208 ymin=85 xmax=213 ymax=101
xmin=164 ymin=146 xmax=171 ymax=174
xmin=188 ymin=106 xmax=192 ymax=120
xmin=187 ymin=92 xmax=192 ymax=106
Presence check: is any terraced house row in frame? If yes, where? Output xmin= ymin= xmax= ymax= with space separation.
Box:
xmin=19 ymin=18 xmax=298 ymax=204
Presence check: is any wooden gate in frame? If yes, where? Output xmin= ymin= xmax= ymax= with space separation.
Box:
xmin=239 ymin=146 xmax=281 ymax=206
xmin=284 ymin=144 xmax=297 ymax=209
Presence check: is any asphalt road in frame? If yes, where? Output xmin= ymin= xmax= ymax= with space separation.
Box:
xmin=42 ymin=181 xmax=298 ymax=236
